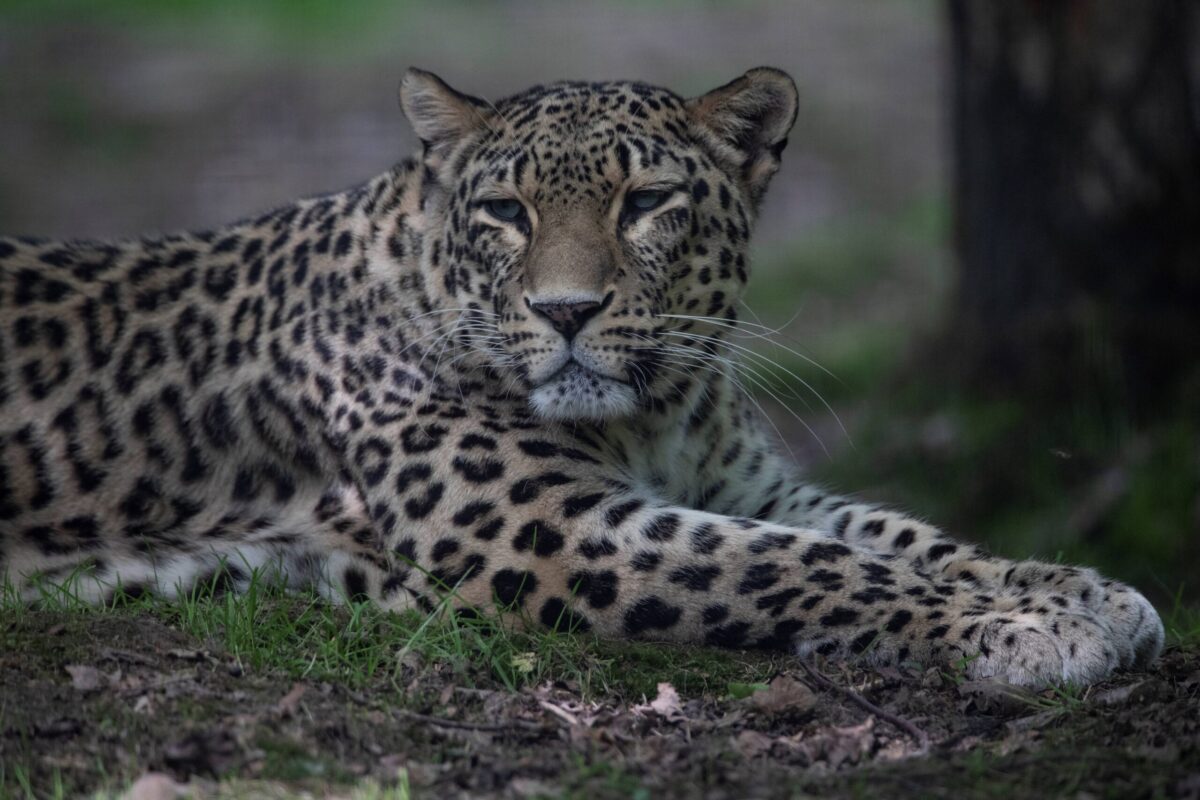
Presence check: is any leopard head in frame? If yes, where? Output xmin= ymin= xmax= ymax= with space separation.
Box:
xmin=400 ymin=68 xmax=798 ymax=422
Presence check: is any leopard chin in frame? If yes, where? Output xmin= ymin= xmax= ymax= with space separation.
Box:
xmin=528 ymin=362 xmax=638 ymax=422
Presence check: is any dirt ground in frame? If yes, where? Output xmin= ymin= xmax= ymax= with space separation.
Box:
xmin=3 ymin=610 xmax=1198 ymax=799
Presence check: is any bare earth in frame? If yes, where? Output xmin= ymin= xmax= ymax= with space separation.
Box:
xmin=3 ymin=610 xmax=1198 ymax=799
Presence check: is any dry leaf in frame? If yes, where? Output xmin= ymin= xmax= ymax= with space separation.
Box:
xmin=750 ymin=675 xmax=816 ymax=715
xmin=275 ymin=682 xmax=307 ymax=716
xmin=510 ymin=777 xmax=556 ymax=797
xmin=121 ymin=772 xmax=186 ymax=800
xmin=539 ymin=700 xmax=581 ymax=727
xmin=66 ymin=664 xmax=105 ymax=692
xmin=957 ymin=679 xmax=1038 ymax=714
xmin=396 ymin=648 xmax=424 ymax=673
xmin=1006 ymin=709 xmax=1062 ymax=733
xmin=650 ymin=683 xmax=682 ymax=716
xmin=1092 ymin=680 xmax=1147 ymax=706
xmin=873 ymin=665 xmax=904 ymax=681
xmin=163 ymin=729 xmax=239 ymax=777
xmin=632 ymin=682 xmax=685 ymax=721
xmin=734 ymin=729 xmax=775 ymax=759
xmin=481 ymin=690 xmax=509 ymax=719
xmin=796 ymin=718 xmax=876 ymax=768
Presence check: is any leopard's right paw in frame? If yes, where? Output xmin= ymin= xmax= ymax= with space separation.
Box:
xmin=1001 ymin=562 xmax=1106 ymax=613
xmin=1096 ymin=579 xmax=1164 ymax=670
xmin=1000 ymin=565 xmax=1164 ymax=672
xmin=960 ymin=610 xmax=1120 ymax=687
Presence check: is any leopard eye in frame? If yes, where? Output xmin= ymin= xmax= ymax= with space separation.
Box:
xmin=484 ymin=198 xmax=526 ymax=222
xmin=625 ymin=189 xmax=669 ymax=212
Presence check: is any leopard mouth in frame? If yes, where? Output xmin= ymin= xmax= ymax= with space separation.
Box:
xmin=528 ymin=359 xmax=638 ymax=421
xmin=541 ymin=359 xmax=630 ymax=388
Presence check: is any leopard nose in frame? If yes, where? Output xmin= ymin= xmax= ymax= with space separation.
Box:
xmin=526 ymin=292 xmax=613 ymax=340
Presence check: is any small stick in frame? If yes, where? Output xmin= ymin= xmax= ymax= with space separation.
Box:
xmin=99 ymin=648 xmax=157 ymax=667
xmin=395 ymin=709 xmax=550 ymax=734
xmin=799 ymin=661 xmax=931 ymax=751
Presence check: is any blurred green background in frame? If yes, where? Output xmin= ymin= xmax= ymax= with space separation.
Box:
xmin=0 ymin=0 xmax=1194 ymax=612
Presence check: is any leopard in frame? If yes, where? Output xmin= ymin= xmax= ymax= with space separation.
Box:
xmin=0 ymin=67 xmax=1164 ymax=687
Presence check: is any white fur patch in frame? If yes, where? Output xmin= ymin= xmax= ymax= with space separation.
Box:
xmin=529 ymin=363 xmax=637 ymax=421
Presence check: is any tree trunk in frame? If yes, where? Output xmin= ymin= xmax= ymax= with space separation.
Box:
xmin=947 ymin=0 xmax=1200 ymax=416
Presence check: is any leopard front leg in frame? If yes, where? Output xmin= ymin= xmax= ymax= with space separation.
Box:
xmin=757 ymin=481 xmax=1164 ymax=671
xmin=333 ymin=419 xmax=1125 ymax=687
xmin=526 ymin=499 xmax=1126 ymax=687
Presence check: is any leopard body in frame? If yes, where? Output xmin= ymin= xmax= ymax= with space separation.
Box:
xmin=0 ymin=68 xmax=1163 ymax=686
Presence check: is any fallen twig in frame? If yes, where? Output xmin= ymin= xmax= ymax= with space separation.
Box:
xmin=538 ymin=700 xmax=581 ymax=727
xmin=117 ymin=672 xmax=197 ymax=698
xmin=98 ymin=648 xmax=157 ymax=667
xmin=798 ymin=661 xmax=931 ymax=751
xmin=394 ymin=709 xmax=550 ymax=734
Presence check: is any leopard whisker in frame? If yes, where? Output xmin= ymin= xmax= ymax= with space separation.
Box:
xmin=656 ymin=312 xmax=840 ymax=381
xmin=662 ymin=329 xmax=848 ymax=443
xmin=629 ymin=336 xmax=820 ymax=457
xmin=660 ymin=348 xmax=799 ymax=461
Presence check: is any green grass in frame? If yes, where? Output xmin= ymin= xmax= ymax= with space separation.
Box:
xmin=0 ymin=765 xmax=66 ymax=800
xmin=1026 ymin=683 xmax=1089 ymax=715
xmin=0 ymin=569 xmax=788 ymax=800
xmin=5 ymin=569 xmax=583 ymax=693
xmin=1163 ymin=585 xmax=1200 ymax=647
xmin=1 ymin=565 xmax=779 ymax=702
xmin=0 ymin=569 xmax=780 ymax=798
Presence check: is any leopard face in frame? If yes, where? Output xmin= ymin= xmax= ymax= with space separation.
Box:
xmin=399 ymin=69 xmax=798 ymax=422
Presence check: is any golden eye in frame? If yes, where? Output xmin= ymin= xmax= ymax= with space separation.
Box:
xmin=626 ymin=189 xmax=669 ymax=212
xmin=484 ymin=198 xmax=526 ymax=221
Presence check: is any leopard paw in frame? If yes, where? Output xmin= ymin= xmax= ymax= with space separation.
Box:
xmin=1096 ymin=579 xmax=1164 ymax=669
xmin=1000 ymin=563 xmax=1163 ymax=671
xmin=1002 ymin=562 xmax=1106 ymax=612
xmin=962 ymin=609 xmax=1120 ymax=687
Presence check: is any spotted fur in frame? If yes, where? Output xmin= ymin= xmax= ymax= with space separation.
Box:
xmin=0 ymin=68 xmax=1162 ymax=686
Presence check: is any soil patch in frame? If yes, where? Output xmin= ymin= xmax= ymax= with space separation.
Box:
xmin=2 ymin=611 xmax=1198 ymax=798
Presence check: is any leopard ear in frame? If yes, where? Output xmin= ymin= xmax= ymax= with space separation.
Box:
xmin=687 ymin=67 xmax=798 ymax=205
xmin=400 ymin=68 xmax=494 ymax=162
